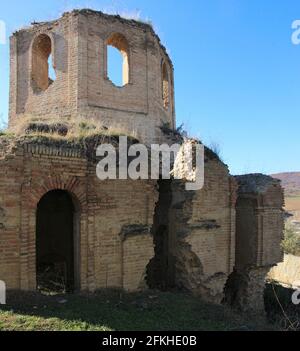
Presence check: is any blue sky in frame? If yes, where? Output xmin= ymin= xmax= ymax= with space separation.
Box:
xmin=0 ymin=0 xmax=300 ymax=175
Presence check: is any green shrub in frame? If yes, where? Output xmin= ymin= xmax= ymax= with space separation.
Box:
xmin=281 ymin=223 xmax=300 ymax=256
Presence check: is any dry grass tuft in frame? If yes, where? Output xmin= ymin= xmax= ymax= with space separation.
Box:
xmin=8 ymin=115 xmax=139 ymax=141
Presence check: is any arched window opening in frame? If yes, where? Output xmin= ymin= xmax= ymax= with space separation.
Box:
xmin=162 ymin=61 xmax=170 ymax=109
xmin=107 ymin=46 xmax=123 ymax=87
xmin=32 ymin=34 xmax=56 ymax=92
xmin=106 ymin=33 xmax=129 ymax=87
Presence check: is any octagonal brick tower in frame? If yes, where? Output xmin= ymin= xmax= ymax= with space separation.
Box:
xmin=9 ymin=9 xmax=175 ymax=144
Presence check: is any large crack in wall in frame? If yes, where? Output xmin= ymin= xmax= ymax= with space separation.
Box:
xmin=146 ymin=179 xmax=174 ymax=290
xmin=146 ymin=138 xmax=236 ymax=303
xmin=146 ymin=177 xmax=228 ymax=303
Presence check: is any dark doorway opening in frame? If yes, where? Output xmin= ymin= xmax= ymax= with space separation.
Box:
xmin=36 ymin=190 xmax=76 ymax=293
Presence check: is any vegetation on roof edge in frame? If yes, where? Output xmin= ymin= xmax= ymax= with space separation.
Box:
xmin=1 ymin=119 xmax=224 ymax=164
xmin=159 ymin=121 xmax=223 ymax=163
xmin=0 ymin=132 xmax=139 ymax=147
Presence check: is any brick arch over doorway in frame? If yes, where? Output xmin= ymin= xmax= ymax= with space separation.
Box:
xmin=19 ymin=176 xmax=94 ymax=292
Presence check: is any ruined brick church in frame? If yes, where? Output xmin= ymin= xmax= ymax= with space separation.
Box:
xmin=0 ymin=10 xmax=284 ymax=311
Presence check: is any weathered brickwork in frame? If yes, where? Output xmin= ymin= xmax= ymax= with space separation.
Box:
xmin=224 ymin=174 xmax=284 ymax=312
xmin=9 ymin=10 xmax=175 ymax=144
xmin=146 ymin=155 xmax=237 ymax=303
xmin=170 ymin=159 xmax=236 ymax=303
xmin=0 ymin=140 xmax=158 ymax=291
xmin=181 ymin=161 xmax=237 ymax=302
xmin=234 ymin=174 xmax=284 ymax=270
xmin=0 ymin=10 xmax=285 ymax=309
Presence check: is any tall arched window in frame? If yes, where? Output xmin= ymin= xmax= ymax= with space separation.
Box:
xmin=162 ymin=61 xmax=170 ymax=109
xmin=32 ymin=34 xmax=56 ymax=91
xmin=106 ymin=33 xmax=129 ymax=87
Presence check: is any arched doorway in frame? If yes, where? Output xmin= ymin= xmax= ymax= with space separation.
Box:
xmin=36 ymin=190 xmax=78 ymax=293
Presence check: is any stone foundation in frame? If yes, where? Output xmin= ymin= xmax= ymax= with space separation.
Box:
xmin=224 ymin=267 xmax=271 ymax=312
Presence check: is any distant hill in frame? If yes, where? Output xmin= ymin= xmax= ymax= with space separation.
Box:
xmin=272 ymin=172 xmax=300 ymax=222
xmin=271 ymin=172 xmax=300 ymax=197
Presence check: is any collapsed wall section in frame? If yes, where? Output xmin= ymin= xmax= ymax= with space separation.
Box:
xmin=147 ymin=148 xmax=237 ymax=303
